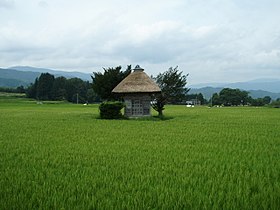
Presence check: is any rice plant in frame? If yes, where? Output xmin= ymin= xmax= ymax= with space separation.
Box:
xmin=0 ymin=99 xmax=279 ymax=209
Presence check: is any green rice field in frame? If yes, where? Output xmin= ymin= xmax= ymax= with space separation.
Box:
xmin=1 ymin=94 xmax=280 ymax=209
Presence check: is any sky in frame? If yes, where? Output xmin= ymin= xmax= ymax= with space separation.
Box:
xmin=0 ymin=0 xmax=280 ymax=85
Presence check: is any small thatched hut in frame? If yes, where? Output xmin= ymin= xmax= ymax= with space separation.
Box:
xmin=112 ymin=65 xmax=161 ymax=117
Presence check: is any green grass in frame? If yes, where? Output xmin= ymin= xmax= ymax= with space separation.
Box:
xmin=0 ymin=97 xmax=280 ymax=209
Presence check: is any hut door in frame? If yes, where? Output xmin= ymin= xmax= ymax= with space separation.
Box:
xmin=132 ymin=100 xmax=143 ymax=115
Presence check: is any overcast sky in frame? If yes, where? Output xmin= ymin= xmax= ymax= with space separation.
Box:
xmin=1 ymin=0 xmax=280 ymax=84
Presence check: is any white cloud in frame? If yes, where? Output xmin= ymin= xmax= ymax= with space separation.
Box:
xmin=0 ymin=0 xmax=280 ymax=84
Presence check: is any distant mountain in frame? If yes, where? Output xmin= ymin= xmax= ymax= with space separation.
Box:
xmin=9 ymin=66 xmax=92 ymax=81
xmin=0 ymin=68 xmax=41 ymax=87
xmin=189 ymin=87 xmax=280 ymax=100
xmin=248 ymin=89 xmax=280 ymax=100
xmin=0 ymin=77 xmax=28 ymax=88
xmin=190 ymin=78 xmax=280 ymax=93
xmin=0 ymin=66 xmax=92 ymax=88
xmin=188 ymin=87 xmax=223 ymax=100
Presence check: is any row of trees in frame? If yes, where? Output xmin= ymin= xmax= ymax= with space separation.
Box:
xmin=211 ymin=88 xmax=272 ymax=106
xmin=26 ymin=73 xmax=99 ymax=103
xmin=23 ymin=66 xmax=277 ymax=113
xmin=0 ymin=86 xmax=25 ymax=94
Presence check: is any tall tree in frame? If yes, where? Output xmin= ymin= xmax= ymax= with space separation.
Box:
xmin=211 ymin=93 xmax=222 ymax=106
xmin=26 ymin=78 xmax=38 ymax=99
xmin=151 ymin=94 xmax=166 ymax=117
xmin=65 ymin=78 xmax=88 ymax=103
xmin=37 ymin=73 xmax=55 ymax=100
xmin=51 ymin=76 xmax=67 ymax=100
xmin=92 ymin=65 xmax=131 ymax=101
xmin=155 ymin=66 xmax=189 ymax=104
xmin=152 ymin=66 xmax=189 ymax=116
xmin=263 ymin=96 xmax=272 ymax=104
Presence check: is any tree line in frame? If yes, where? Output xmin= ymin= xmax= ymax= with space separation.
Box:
xmin=211 ymin=88 xmax=272 ymax=106
xmin=0 ymin=86 xmax=25 ymax=94
xmin=4 ymin=65 xmax=278 ymax=110
xmin=26 ymin=73 xmax=99 ymax=103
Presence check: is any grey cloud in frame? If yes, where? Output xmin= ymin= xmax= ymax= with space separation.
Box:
xmin=0 ymin=0 xmax=279 ymax=84
xmin=0 ymin=0 xmax=14 ymax=9
xmin=38 ymin=1 xmax=48 ymax=8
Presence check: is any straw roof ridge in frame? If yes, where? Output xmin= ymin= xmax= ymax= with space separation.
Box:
xmin=112 ymin=70 xmax=161 ymax=93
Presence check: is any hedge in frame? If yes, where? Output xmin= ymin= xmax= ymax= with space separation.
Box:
xmin=99 ymin=101 xmax=125 ymax=119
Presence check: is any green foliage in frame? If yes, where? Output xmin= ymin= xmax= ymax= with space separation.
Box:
xmin=26 ymin=73 xmax=96 ymax=103
xmin=1 ymin=98 xmax=280 ymax=209
xmin=186 ymin=93 xmax=208 ymax=105
xmin=219 ymin=88 xmax=249 ymax=106
xmin=0 ymin=86 xmax=25 ymax=93
xmin=65 ymin=78 xmax=88 ymax=103
xmin=155 ymin=66 xmax=189 ymax=104
xmin=37 ymin=73 xmax=55 ymax=100
xmin=270 ymin=100 xmax=280 ymax=108
xmin=26 ymin=78 xmax=38 ymax=99
xmin=92 ymin=65 xmax=131 ymax=101
xmin=99 ymin=101 xmax=125 ymax=119
xmin=86 ymin=88 xmax=100 ymax=103
xmin=250 ymin=96 xmax=272 ymax=106
xmin=211 ymin=92 xmax=221 ymax=105
xmin=250 ymin=98 xmax=266 ymax=106
xmin=151 ymin=94 xmax=166 ymax=116
xmin=211 ymin=88 xmax=250 ymax=106
xmin=212 ymin=90 xmax=273 ymax=107
xmin=263 ymin=96 xmax=272 ymax=104
xmin=51 ymin=76 xmax=67 ymax=100
xmin=152 ymin=66 xmax=189 ymax=116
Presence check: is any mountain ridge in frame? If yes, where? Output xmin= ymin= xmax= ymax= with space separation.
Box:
xmin=1 ymin=66 xmax=279 ymax=100
xmin=189 ymin=86 xmax=280 ymax=100
xmin=190 ymin=78 xmax=280 ymax=93
xmin=9 ymin=66 xmax=92 ymax=81
xmin=0 ymin=66 xmax=92 ymax=87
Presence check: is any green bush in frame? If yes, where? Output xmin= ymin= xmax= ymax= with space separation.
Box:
xmin=99 ymin=101 xmax=124 ymax=119
xmin=270 ymin=100 xmax=280 ymax=108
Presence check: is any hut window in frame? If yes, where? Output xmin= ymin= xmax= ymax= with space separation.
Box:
xmin=143 ymin=100 xmax=150 ymax=115
xmin=132 ymin=100 xmax=143 ymax=115
xmin=124 ymin=99 xmax=132 ymax=116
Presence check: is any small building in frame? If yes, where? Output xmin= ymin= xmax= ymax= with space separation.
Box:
xmin=186 ymin=99 xmax=201 ymax=106
xmin=112 ymin=65 xmax=161 ymax=117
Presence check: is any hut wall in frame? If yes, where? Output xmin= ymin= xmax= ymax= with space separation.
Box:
xmin=124 ymin=94 xmax=151 ymax=117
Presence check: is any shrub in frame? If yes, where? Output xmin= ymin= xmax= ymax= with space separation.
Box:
xmin=99 ymin=101 xmax=124 ymax=119
xmin=270 ymin=100 xmax=280 ymax=108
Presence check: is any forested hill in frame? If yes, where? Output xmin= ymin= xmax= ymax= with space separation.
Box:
xmin=189 ymin=87 xmax=280 ymax=100
xmin=0 ymin=68 xmax=41 ymax=87
xmin=0 ymin=66 xmax=91 ymax=87
xmin=9 ymin=66 xmax=91 ymax=81
xmin=190 ymin=78 xmax=280 ymax=93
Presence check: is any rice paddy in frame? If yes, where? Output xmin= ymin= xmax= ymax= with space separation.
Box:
xmin=0 ymin=95 xmax=280 ymax=209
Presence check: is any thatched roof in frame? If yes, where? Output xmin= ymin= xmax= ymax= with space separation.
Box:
xmin=112 ymin=65 xmax=161 ymax=94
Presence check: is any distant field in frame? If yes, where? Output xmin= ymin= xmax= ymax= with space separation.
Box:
xmin=0 ymin=96 xmax=280 ymax=209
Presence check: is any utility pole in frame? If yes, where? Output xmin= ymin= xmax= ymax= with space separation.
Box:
xmin=77 ymin=93 xmax=79 ymax=104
